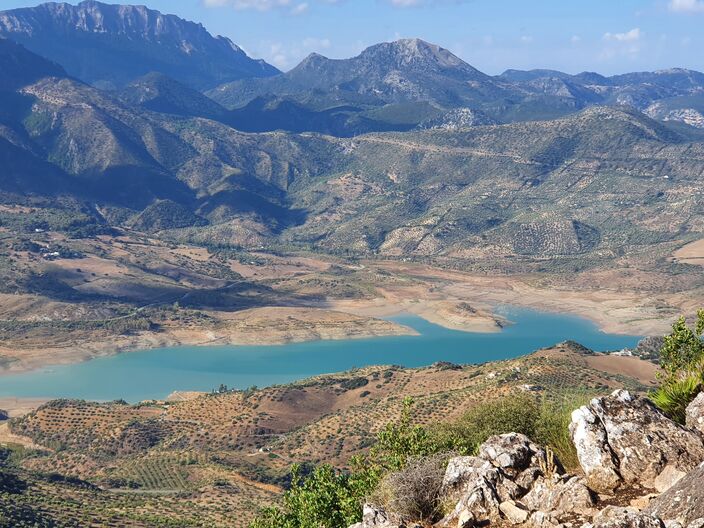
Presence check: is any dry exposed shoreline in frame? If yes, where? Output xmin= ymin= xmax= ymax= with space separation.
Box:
xmin=0 ymin=260 xmax=676 ymax=377
xmin=0 ymin=307 xmax=418 ymax=375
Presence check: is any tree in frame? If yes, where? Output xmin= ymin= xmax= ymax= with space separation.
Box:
xmin=651 ymin=310 xmax=704 ymax=423
xmin=249 ymin=464 xmax=361 ymax=528
xmin=659 ymin=310 xmax=704 ymax=380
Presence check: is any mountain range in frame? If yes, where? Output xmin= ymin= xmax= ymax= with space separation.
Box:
xmin=0 ymin=1 xmax=702 ymax=275
xmin=2 ymin=2 xmax=704 ymax=136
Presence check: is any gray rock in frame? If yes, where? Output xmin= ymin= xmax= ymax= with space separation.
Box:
xmin=522 ymin=475 xmax=595 ymax=516
xmin=457 ymin=509 xmax=475 ymax=528
xmin=479 ymin=433 xmax=534 ymax=474
xmin=685 ymin=392 xmax=704 ymax=435
xmin=479 ymin=433 xmax=563 ymax=478
xmin=500 ymin=500 xmax=530 ymax=525
xmin=529 ymin=511 xmax=562 ymax=528
xmin=590 ymin=506 xmax=665 ymax=528
xmin=687 ymin=520 xmax=704 ymax=528
xmin=442 ymin=456 xmax=495 ymax=494
xmin=570 ymin=404 xmax=621 ymax=493
xmin=653 ymin=465 xmax=687 ymax=493
xmin=571 ymin=390 xmax=704 ymax=491
xmin=646 ymin=463 xmax=704 ymax=525
xmin=361 ymin=504 xmax=405 ymax=528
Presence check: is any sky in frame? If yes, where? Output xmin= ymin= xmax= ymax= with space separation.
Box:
xmin=3 ymin=0 xmax=704 ymax=74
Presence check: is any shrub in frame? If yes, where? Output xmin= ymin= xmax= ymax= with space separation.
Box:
xmin=249 ymin=464 xmax=361 ymax=528
xmin=534 ymin=394 xmax=591 ymax=471
xmin=651 ymin=375 xmax=701 ymax=424
xmin=433 ymin=394 xmax=540 ymax=455
xmin=659 ymin=310 xmax=704 ymax=379
xmin=651 ymin=310 xmax=704 ymax=422
xmin=372 ymin=453 xmax=449 ymax=523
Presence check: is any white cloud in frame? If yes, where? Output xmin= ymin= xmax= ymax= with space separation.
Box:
xmin=261 ymin=36 xmax=333 ymax=69
xmin=570 ymin=35 xmax=581 ymax=45
xmin=290 ymin=2 xmax=309 ymax=14
xmin=603 ymin=28 xmax=641 ymax=42
xmin=669 ymin=0 xmax=704 ymax=13
xmin=600 ymin=28 xmax=643 ymax=61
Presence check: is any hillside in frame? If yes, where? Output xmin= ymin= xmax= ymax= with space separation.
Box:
xmin=0 ymin=1 xmax=279 ymax=90
xmin=1 ymin=41 xmax=703 ymax=360
xmin=0 ymin=342 xmax=657 ymax=527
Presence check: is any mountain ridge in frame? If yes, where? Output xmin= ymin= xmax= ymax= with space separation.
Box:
xmin=0 ymin=0 xmax=279 ymax=90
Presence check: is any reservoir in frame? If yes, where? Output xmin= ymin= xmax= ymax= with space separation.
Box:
xmin=0 ymin=307 xmax=641 ymax=402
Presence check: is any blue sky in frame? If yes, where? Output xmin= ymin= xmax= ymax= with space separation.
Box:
xmin=4 ymin=0 xmax=704 ymax=74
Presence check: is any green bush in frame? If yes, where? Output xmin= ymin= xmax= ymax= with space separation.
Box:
xmin=249 ymin=465 xmax=361 ymax=528
xmin=250 ymin=397 xmax=438 ymax=528
xmin=651 ymin=375 xmax=701 ymax=424
xmin=433 ymin=394 xmax=540 ymax=455
xmin=651 ymin=310 xmax=704 ymax=422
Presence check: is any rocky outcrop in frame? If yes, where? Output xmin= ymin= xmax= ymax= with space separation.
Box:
xmin=685 ymin=392 xmax=704 ymax=435
xmin=570 ymin=390 xmax=704 ymax=492
xmin=646 ymin=463 xmax=704 ymax=525
xmin=587 ymin=506 xmax=664 ymax=528
xmin=355 ymin=389 xmax=704 ymax=528
xmin=436 ymin=433 xmax=594 ymax=528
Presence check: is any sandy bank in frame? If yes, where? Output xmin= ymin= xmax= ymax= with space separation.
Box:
xmin=0 ymin=307 xmax=416 ymax=375
xmin=366 ymin=261 xmax=676 ymax=336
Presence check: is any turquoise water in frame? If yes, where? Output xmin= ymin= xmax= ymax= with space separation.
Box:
xmin=0 ymin=307 xmax=640 ymax=402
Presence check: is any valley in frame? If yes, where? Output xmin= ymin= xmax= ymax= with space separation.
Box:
xmin=0 ymin=2 xmax=704 ymax=527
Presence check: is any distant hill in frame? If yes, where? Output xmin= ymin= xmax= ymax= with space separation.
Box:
xmin=207 ymin=40 xmax=704 ymax=134
xmin=1 ymin=32 xmax=704 ymax=269
xmin=118 ymin=72 xmax=230 ymax=121
xmin=208 ymin=38 xmax=510 ymax=110
xmin=0 ymin=0 xmax=279 ymax=90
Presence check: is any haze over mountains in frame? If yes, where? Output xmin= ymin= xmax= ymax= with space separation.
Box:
xmin=0 ymin=0 xmax=703 ymax=273
xmin=1 ymin=2 xmax=704 ymax=136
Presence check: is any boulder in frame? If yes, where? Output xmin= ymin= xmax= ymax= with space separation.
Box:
xmin=653 ymin=465 xmax=686 ymax=493
xmin=499 ymin=500 xmax=529 ymax=525
xmin=479 ymin=433 xmax=563 ymax=478
xmin=529 ymin=510 xmax=561 ymax=528
xmin=570 ymin=390 xmax=704 ymax=492
xmin=457 ymin=509 xmax=475 ymax=528
xmin=361 ymin=504 xmax=406 ymax=528
xmin=479 ymin=433 xmax=534 ymax=474
xmin=646 ymin=463 xmax=704 ymax=526
xmin=522 ymin=475 xmax=595 ymax=516
xmin=570 ymin=405 xmax=621 ymax=493
xmin=588 ymin=506 xmax=665 ymax=528
xmin=440 ymin=453 xmax=520 ymax=521
xmin=685 ymin=392 xmax=704 ymax=435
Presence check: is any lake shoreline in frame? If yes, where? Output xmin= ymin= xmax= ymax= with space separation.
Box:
xmin=0 ymin=309 xmax=641 ymax=403
xmin=0 ymin=306 xmax=419 ymax=376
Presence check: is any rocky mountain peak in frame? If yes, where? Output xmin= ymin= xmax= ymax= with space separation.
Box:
xmin=359 ymin=38 xmax=479 ymax=75
xmin=0 ymin=1 xmax=279 ymax=89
